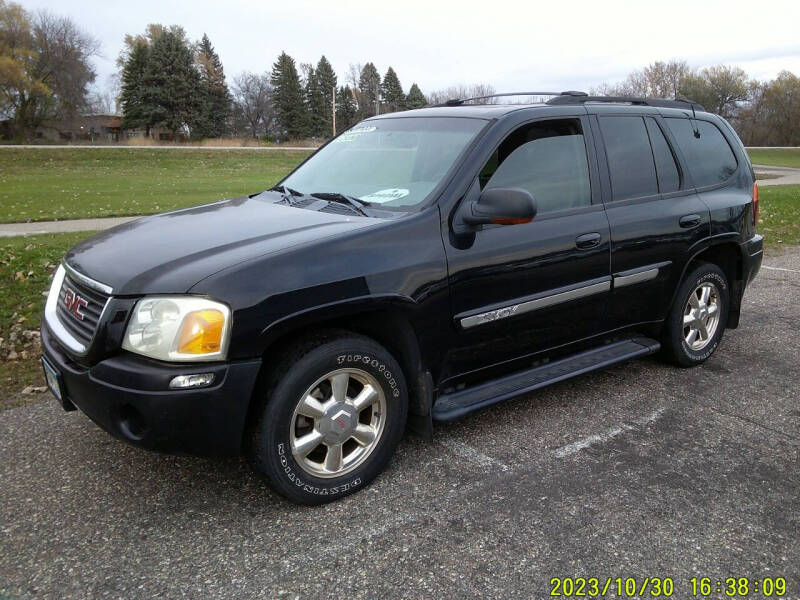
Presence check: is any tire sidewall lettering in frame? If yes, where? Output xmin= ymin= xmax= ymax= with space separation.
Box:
xmin=276 ymin=442 xmax=362 ymax=497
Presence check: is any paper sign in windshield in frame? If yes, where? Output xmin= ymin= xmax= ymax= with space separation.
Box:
xmin=335 ymin=125 xmax=377 ymax=143
xmin=359 ymin=188 xmax=410 ymax=204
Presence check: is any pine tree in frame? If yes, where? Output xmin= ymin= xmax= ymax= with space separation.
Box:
xmin=141 ymin=28 xmax=202 ymax=138
xmin=381 ymin=67 xmax=405 ymax=113
xmin=305 ymin=66 xmax=327 ymax=138
xmin=314 ymin=56 xmax=338 ymax=137
xmin=194 ymin=33 xmax=231 ymax=138
xmin=120 ymin=39 xmax=153 ymax=135
xmin=335 ymin=85 xmax=358 ymax=133
xmin=270 ymin=51 xmax=308 ymax=139
xmin=358 ymin=62 xmax=381 ymax=117
xmin=405 ymin=83 xmax=427 ymax=109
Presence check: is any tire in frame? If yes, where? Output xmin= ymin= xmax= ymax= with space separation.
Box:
xmin=662 ymin=262 xmax=729 ymax=367
xmin=248 ymin=333 xmax=408 ymax=505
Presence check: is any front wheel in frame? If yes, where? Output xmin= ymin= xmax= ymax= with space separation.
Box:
xmin=662 ymin=263 xmax=729 ymax=367
xmin=249 ymin=334 xmax=408 ymax=505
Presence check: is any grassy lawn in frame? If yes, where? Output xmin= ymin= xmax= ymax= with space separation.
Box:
xmin=758 ymin=184 xmax=800 ymax=248
xmin=0 ymin=231 xmax=95 ymax=410
xmin=747 ymin=148 xmax=800 ymax=169
xmin=0 ymin=148 xmax=310 ymax=223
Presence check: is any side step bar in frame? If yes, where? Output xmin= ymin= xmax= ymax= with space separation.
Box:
xmin=432 ymin=337 xmax=661 ymax=422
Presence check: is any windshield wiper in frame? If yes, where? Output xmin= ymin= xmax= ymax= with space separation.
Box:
xmin=310 ymin=192 xmax=370 ymax=217
xmin=267 ymin=185 xmax=303 ymax=204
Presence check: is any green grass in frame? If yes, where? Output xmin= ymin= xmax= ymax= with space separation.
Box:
xmin=747 ymin=148 xmax=800 ymax=169
xmin=0 ymin=231 xmax=95 ymax=409
xmin=0 ymin=148 xmax=310 ymax=223
xmin=758 ymin=184 xmax=800 ymax=249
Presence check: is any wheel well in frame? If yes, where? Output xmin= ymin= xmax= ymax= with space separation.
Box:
xmin=687 ymin=242 xmax=743 ymax=328
xmin=246 ymin=309 xmax=428 ymax=437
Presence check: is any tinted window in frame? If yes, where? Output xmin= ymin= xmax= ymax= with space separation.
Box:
xmin=480 ymin=119 xmax=591 ymax=214
xmin=599 ymin=116 xmax=658 ymax=201
xmin=645 ymin=117 xmax=680 ymax=193
xmin=665 ymin=118 xmax=738 ymax=187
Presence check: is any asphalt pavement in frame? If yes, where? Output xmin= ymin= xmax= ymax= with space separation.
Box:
xmin=1 ymin=249 xmax=799 ymax=600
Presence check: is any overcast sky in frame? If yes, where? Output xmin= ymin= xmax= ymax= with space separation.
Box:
xmin=18 ymin=0 xmax=800 ymax=96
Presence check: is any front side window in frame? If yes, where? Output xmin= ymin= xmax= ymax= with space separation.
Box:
xmin=281 ymin=117 xmax=486 ymax=211
xmin=479 ymin=118 xmax=591 ymax=214
xmin=665 ymin=118 xmax=738 ymax=188
xmin=599 ymin=116 xmax=659 ymax=201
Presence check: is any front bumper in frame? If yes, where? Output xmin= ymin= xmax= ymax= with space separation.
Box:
xmin=42 ymin=322 xmax=262 ymax=457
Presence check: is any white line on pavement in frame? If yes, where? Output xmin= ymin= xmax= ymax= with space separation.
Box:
xmin=442 ymin=439 xmax=510 ymax=471
xmin=763 ymin=266 xmax=800 ymax=274
xmin=553 ymin=407 xmax=665 ymax=458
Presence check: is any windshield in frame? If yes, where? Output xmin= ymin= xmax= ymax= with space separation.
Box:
xmin=280 ymin=117 xmax=486 ymax=211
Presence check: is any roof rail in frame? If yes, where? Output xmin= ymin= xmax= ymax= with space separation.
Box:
xmin=438 ymin=90 xmax=587 ymax=107
xmin=546 ymin=94 xmax=705 ymax=112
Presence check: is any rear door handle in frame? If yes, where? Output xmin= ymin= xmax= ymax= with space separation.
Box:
xmin=679 ymin=214 xmax=701 ymax=229
xmin=575 ymin=232 xmax=601 ymax=249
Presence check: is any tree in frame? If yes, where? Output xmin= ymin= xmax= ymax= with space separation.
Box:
xmin=141 ymin=26 xmax=202 ymax=138
xmin=358 ymin=62 xmax=381 ymax=117
xmin=0 ymin=2 xmax=98 ymax=139
xmin=335 ymin=84 xmax=358 ymax=133
xmin=314 ymin=55 xmax=337 ymax=136
xmin=427 ymin=83 xmax=495 ymax=105
xmin=119 ymin=38 xmax=151 ymax=133
xmin=231 ymin=71 xmax=273 ymax=138
xmin=679 ymin=65 xmax=749 ymax=118
xmin=194 ymin=33 xmax=231 ymax=138
xmin=405 ymin=83 xmax=426 ymax=109
xmin=270 ymin=51 xmax=307 ymax=139
xmin=381 ymin=66 xmax=404 ymax=112
xmin=304 ymin=64 xmax=327 ymax=138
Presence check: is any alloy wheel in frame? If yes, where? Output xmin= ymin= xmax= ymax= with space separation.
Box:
xmin=290 ymin=368 xmax=386 ymax=478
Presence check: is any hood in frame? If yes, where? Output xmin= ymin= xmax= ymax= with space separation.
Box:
xmin=64 ymin=196 xmax=377 ymax=295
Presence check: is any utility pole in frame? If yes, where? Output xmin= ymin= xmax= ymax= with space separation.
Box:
xmin=332 ymin=86 xmax=336 ymax=137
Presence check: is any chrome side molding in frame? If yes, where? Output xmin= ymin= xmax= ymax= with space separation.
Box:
xmin=460 ymin=279 xmax=610 ymax=329
xmin=613 ymin=267 xmax=659 ymax=289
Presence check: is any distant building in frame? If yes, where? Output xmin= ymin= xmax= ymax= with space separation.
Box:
xmin=0 ymin=114 xmax=123 ymax=142
xmin=0 ymin=114 xmax=187 ymax=143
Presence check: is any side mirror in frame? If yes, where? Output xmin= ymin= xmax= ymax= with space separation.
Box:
xmin=463 ymin=187 xmax=537 ymax=226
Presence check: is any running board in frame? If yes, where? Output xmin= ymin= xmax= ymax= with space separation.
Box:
xmin=432 ymin=337 xmax=660 ymax=422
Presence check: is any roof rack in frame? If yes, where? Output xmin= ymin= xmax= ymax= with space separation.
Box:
xmin=546 ymin=94 xmax=705 ymax=112
xmin=439 ymin=90 xmax=587 ymax=107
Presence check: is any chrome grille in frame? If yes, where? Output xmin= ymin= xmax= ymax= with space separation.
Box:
xmin=55 ymin=271 xmax=110 ymax=347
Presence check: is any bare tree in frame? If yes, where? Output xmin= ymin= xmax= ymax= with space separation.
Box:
xmin=231 ymin=71 xmax=273 ymax=137
xmin=595 ymin=60 xmax=691 ymax=98
xmin=426 ymin=83 xmax=497 ymax=105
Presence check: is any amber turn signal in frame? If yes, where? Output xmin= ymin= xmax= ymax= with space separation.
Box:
xmin=177 ymin=310 xmax=225 ymax=354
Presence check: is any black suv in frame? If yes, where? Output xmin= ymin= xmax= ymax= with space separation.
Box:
xmin=41 ymin=92 xmax=763 ymax=504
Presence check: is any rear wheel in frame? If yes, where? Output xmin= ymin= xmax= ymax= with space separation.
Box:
xmin=249 ymin=334 xmax=408 ymax=505
xmin=662 ymin=263 xmax=729 ymax=367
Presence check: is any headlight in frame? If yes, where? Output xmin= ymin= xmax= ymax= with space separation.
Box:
xmin=122 ymin=296 xmax=231 ymax=362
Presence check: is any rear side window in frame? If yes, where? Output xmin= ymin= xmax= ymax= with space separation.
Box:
xmin=665 ymin=119 xmax=738 ymax=187
xmin=645 ymin=118 xmax=680 ymax=193
xmin=599 ymin=116 xmax=658 ymax=201
xmin=479 ymin=118 xmax=591 ymax=214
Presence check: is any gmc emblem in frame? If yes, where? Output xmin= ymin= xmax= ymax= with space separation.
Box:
xmin=63 ymin=287 xmax=89 ymax=321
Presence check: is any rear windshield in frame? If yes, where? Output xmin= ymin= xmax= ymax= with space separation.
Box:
xmin=664 ymin=118 xmax=738 ymax=188
xmin=281 ymin=117 xmax=486 ymax=211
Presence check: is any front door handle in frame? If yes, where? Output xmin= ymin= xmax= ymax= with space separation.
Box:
xmin=679 ymin=214 xmax=702 ymax=229
xmin=575 ymin=232 xmax=601 ymax=249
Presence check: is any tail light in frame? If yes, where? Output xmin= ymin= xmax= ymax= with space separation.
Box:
xmin=752 ymin=183 xmax=759 ymax=228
